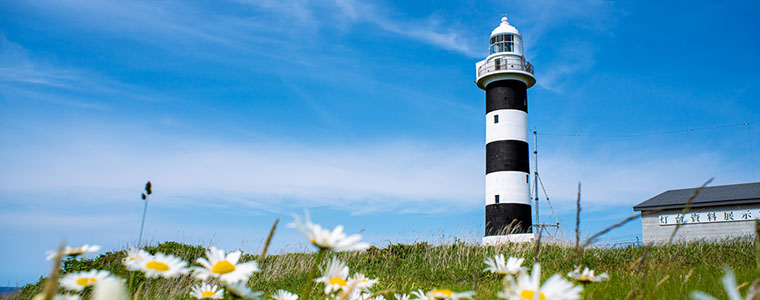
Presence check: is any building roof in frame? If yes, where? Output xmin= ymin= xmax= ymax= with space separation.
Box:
xmin=491 ymin=16 xmax=520 ymax=36
xmin=633 ymin=182 xmax=760 ymax=211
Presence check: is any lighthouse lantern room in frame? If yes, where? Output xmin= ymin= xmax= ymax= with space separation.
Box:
xmin=476 ymin=16 xmax=536 ymax=245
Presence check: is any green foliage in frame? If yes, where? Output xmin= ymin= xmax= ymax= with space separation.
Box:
xmin=5 ymin=240 xmax=760 ymax=300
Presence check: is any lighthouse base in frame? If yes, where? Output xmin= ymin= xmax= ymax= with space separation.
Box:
xmin=482 ymin=233 xmax=535 ymax=245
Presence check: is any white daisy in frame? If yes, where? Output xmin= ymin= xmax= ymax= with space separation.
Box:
xmin=691 ymin=267 xmax=747 ymax=300
xmin=498 ymin=263 xmax=582 ymax=300
xmin=193 ymin=247 xmax=260 ymax=284
xmin=426 ymin=289 xmax=474 ymax=300
xmin=190 ymin=283 xmax=224 ymax=299
xmin=122 ymin=248 xmax=151 ymax=271
xmin=347 ymin=273 xmax=378 ymax=292
xmin=314 ymin=257 xmax=350 ymax=294
xmin=32 ymin=294 xmax=81 ymax=300
xmin=484 ymin=255 xmax=526 ymax=276
xmin=289 ymin=212 xmax=370 ymax=251
xmin=60 ymin=270 xmax=111 ymax=292
xmin=271 ymin=289 xmax=298 ymax=300
xmin=46 ymin=244 xmax=101 ymax=260
xmin=92 ymin=276 xmax=128 ymax=300
xmin=394 ymin=293 xmax=411 ymax=300
xmin=410 ymin=289 xmax=432 ymax=300
xmin=137 ymin=252 xmax=189 ymax=279
xmin=356 ymin=293 xmax=386 ymax=300
xmin=566 ymin=266 xmax=609 ymax=283
xmin=226 ymin=281 xmax=263 ymax=299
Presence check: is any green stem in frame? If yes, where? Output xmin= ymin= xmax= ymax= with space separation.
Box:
xmin=148 ymin=278 xmax=156 ymax=300
xmin=301 ymin=249 xmax=327 ymax=300
xmin=128 ymin=272 xmax=135 ymax=294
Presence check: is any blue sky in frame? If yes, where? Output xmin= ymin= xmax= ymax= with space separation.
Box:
xmin=1 ymin=0 xmax=759 ymax=285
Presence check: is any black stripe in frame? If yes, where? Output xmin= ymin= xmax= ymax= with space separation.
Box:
xmin=486 ymin=80 xmax=527 ymax=113
xmin=485 ymin=203 xmax=532 ymax=235
xmin=486 ymin=140 xmax=529 ymax=173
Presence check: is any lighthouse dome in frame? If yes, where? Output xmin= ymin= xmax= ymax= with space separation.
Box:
xmin=476 ymin=15 xmax=535 ymax=89
xmin=490 ymin=16 xmax=519 ymax=36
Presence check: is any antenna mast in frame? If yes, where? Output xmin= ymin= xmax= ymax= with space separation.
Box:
xmin=532 ymin=131 xmax=561 ymax=235
xmin=533 ymin=130 xmax=539 ymax=227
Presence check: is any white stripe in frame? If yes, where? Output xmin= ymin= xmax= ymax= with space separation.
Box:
xmin=483 ymin=233 xmax=534 ymax=244
xmin=486 ymin=110 xmax=528 ymax=144
xmin=485 ymin=171 xmax=530 ymax=205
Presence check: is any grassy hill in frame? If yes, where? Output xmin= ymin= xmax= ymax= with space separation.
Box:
xmin=4 ymin=239 xmax=760 ymax=300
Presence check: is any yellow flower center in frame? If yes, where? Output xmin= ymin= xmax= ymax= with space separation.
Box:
xmin=67 ymin=248 xmax=84 ymax=256
xmin=212 ymin=260 xmax=236 ymax=274
xmin=145 ymin=261 xmax=170 ymax=272
xmin=432 ymin=289 xmax=452 ymax=298
xmin=201 ymin=291 xmax=215 ymax=297
xmin=520 ymin=290 xmax=546 ymax=300
xmin=328 ymin=277 xmax=347 ymax=286
xmin=75 ymin=277 xmax=96 ymax=286
xmin=311 ymin=237 xmax=329 ymax=246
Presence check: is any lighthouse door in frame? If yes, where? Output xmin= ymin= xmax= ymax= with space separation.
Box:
xmin=494 ymin=58 xmax=501 ymax=71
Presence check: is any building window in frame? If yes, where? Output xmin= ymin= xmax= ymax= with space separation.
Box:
xmin=494 ymin=114 xmax=499 ymax=123
xmin=494 ymin=194 xmax=500 ymax=204
xmin=489 ymin=34 xmax=515 ymax=54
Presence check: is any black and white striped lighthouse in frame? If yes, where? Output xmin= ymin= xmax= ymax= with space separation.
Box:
xmin=476 ymin=16 xmax=536 ymax=244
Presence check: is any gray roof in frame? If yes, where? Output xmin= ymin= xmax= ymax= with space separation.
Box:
xmin=634 ymin=182 xmax=760 ymax=211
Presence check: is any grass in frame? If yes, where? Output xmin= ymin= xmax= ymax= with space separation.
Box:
xmin=4 ymin=239 xmax=760 ymax=300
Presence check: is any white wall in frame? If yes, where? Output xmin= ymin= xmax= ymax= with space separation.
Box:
xmin=640 ymin=203 xmax=760 ymax=244
xmin=485 ymin=171 xmax=530 ymax=205
xmin=486 ymin=110 xmax=528 ymax=144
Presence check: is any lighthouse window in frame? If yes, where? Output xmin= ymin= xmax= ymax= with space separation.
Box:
xmin=494 ymin=194 xmax=500 ymax=204
xmin=494 ymin=114 xmax=499 ymax=123
xmin=490 ymin=34 xmax=515 ymax=54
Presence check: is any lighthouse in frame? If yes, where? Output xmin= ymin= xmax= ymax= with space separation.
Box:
xmin=476 ymin=16 xmax=536 ymax=245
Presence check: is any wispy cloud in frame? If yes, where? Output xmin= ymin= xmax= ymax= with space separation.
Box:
xmin=511 ymin=0 xmax=620 ymax=92
xmin=12 ymin=0 xmax=482 ymax=58
xmin=0 ymin=34 xmax=175 ymax=109
xmin=0 ymin=211 xmax=132 ymax=230
xmin=332 ymin=0 xmax=481 ymax=57
xmin=1 ymin=119 xmax=750 ymax=217
xmin=0 ymin=126 xmax=483 ymax=215
xmin=538 ymin=150 xmax=748 ymax=208
xmin=0 ymin=35 xmax=115 ymax=109
xmin=0 ymin=35 xmax=81 ymax=90
xmin=534 ymin=41 xmax=597 ymax=92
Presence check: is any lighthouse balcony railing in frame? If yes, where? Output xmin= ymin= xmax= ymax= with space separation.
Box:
xmin=477 ymin=60 xmax=534 ymax=79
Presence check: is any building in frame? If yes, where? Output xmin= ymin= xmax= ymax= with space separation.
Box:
xmin=475 ymin=16 xmax=536 ymax=245
xmin=634 ymin=182 xmax=760 ymax=243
